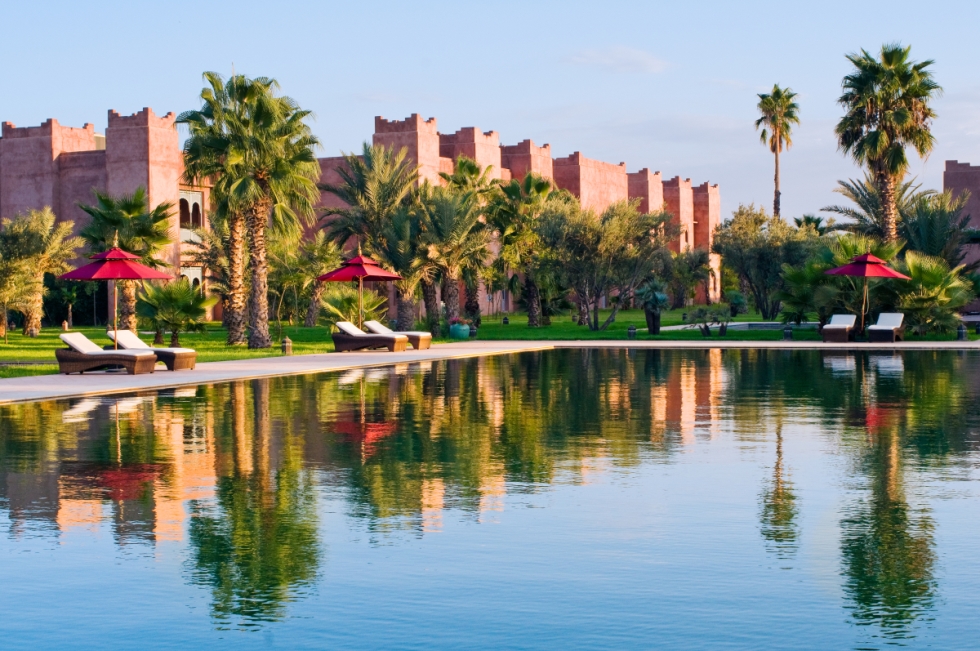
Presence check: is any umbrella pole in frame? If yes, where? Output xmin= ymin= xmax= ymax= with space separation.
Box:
xmin=358 ymin=277 xmax=363 ymax=330
xmin=113 ymin=281 xmax=118 ymax=349
xmin=862 ymin=278 xmax=868 ymax=337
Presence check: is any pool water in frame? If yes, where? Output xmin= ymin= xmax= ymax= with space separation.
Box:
xmin=1 ymin=349 xmax=978 ymax=650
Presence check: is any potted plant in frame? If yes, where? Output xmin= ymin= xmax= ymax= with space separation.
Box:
xmin=725 ymin=290 xmax=748 ymax=318
xmin=449 ymin=316 xmax=472 ymax=339
xmin=637 ymin=279 xmax=669 ymax=335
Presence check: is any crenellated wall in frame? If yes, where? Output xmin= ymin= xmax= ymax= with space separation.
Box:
xmin=627 ymin=168 xmax=664 ymax=214
xmin=439 ymin=128 xmax=502 ymax=180
xmin=663 ymin=176 xmax=694 ymax=253
xmin=693 ymin=182 xmax=722 ymax=302
xmin=552 ymin=152 xmax=629 ymax=212
xmin=943 ymin=161 xmax=980 ymax=303
xmin=500 ymin=139 xmax=553 ymax=182
xmin=373 ymin=114 xmax=442 ymax=185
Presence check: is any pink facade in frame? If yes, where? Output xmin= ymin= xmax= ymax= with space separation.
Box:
xmin=552 ymin=152 xmax=629 ymax=212
xmin=627 ymin=168 xmax=664 ymax=214
xmin=663 ymin=177 xmax=694 ymax=253
xmin=943 ymin=161 xmax=980 ymax=297
xmin=693 ymin=182 xmax=722 ymax=302
xmin=500 ymin=140 xmax=553 ymax=184
xmin=440 ymin=128 xmax=502 ymax=181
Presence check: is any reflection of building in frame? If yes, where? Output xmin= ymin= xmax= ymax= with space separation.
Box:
xmin=652 ymin=350 xmax=727 ymax=444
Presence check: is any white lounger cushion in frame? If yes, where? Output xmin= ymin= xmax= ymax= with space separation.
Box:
xmin=108 ymin=330 xmax=195 ymax=353
xmin=824 ymin=314 xmax=857 ymax=329
xmin=60 ymin=333 xmax=154 ymax=357
xmin=869 ymin=313 xmax=904 ymax=330
xmin=363 ymin=320 xmax=431 ymax=337
xmin=336 ymin=321 xmax=369 ymax=336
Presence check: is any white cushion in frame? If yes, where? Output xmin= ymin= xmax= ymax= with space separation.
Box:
xmin=363 ymin=320 xmax=394 ymax=335
xmin=95 ymin=349 xmax=155 ymax=357
xmin=827 ymin=314 xmax=857 ymax=328
xmin=60 ymin=332 xmax=103 ymax=354
xmin=153 ymin=347 xmax=196 ymax=353
xmin=873 ymin=313 xmax=904 ymax=329
xmin=336 ymin=321 xmax=367 ymax=336
xmin=108 ymin=329 xmax=152 ymax=350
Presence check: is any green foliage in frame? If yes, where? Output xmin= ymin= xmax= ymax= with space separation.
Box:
xmin=137 ymin=279 xmax=218 ymax=347
xmin=822 ymin=174 xmax=932 ymax=240
xmin=663 ymin=248 xmax=711 ymax=309
xmin=319 ymin=284 xmax=387 ymax=329
xmin=793 ymin=214 xmax=837 ymax=236
xmin=78 ymin=187 xmax=172 ymax=264
xmin=536 ymin=198 xmax=672 ymax=330
xmin=756 ymin=84 xmax=800 ymax=216
xmin=636 ymin=278 xmax=670 ymax=315
xmin=835 ymin=44 xmax=941 ymax=241
xmin=777 ymin=259 xmax=835 ymax=325
xmin=895 ymin=252 xmax=975 ymax=335
xmin=901 ymin=190 xmax=978 ymax=270
xmin=725 ymin=290 xmax=748 ymax=316
xmin=712 ymin=204 xmax=821 ymax=320
xmin=439 ymin=155 xmax=495 ymax=196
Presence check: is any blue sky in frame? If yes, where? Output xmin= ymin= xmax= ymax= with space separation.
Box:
xmin=2 ymin=0 xmax=978 ymax=219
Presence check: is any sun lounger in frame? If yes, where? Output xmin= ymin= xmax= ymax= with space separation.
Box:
xmin=332 ymin=321 xmax=408 ymax=352
xmin=363 ymin=320 xmax=432 ymax=350
xmin=107 ymin=330 xmax=197 ymax=370
xmin=821 ymin=314 xmax=857 ymax=342
xmin=867 ymin=313 xmax=905 ymax=343
xmin=56 ymin=332 xmax=157 ymax=375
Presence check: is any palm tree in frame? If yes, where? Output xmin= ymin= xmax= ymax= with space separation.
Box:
xmin=901 ymin=191 xmax=978 ymax=270
xmin=897 ymin=251 xmax=975 ymax=334
xmin=822 ymin=174 xmax=931 ymax=239
xmin=298 ymin=232 xmax=342 ymax=327
xmin=793 ymin=214 xmax=837 ymax=235
xmin=835 ymin=44 xmax=942 ymax=242
xmin=439 ymin=156 xmax=495 ymax=196
xmin=137 ymin=279 xmax=218 ymax=347
xmin=0 ymin=208 xmax=83 ymax=335
xmin=755 ymin=85 xmax=800 ymax=218
xmin=320 ymin=142 xmax=419 ymax=255
xmin=180 ymin=72 xmax=321 ymax=349
xmin=373 ymin=206 xmax=431 ymax=331
xmin=486 ymin=173 xmax=553 ymax=326
xmin=420 ymin=188 xmax=490 ymax=322
xmin=78 ymin=187 xmax=172 ymax=332
xmin=186 ymin=211 xmax=241 ymax=330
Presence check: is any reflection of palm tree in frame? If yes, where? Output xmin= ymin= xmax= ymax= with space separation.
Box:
xmin=840 ymin=426 xmax=935 ymax=635
xmin=759 ymin=423 xmax=798 ymax=557
xmin=187 ymin=379 xmax=320 ymax=625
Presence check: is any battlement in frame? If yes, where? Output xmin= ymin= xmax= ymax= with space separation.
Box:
xmin=693 ymin=181 xmax=719 ymax=194
xmin=107 ymin=107 xmax=176 ymax=129
xmin=374 ymin=114 xmax=438 ymax=134
xmin=945 ymin=160 xmax=980 ymax=171
xmin=500 ymin=139 xmax=552 ymax=157
xmin=1 ymin=119 xmax=96 ymax=140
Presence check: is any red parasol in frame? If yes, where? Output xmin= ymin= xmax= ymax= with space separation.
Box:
xmin=60 ymin=247 xmax=173 ymax=348
xmin=825 ymin=253 xmax=910 ymax=334
xmin=317 ymin=253 xmax=401 ymax=329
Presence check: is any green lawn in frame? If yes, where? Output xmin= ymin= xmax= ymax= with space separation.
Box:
xmin=0 ymin=308 xmax=972 ymax=379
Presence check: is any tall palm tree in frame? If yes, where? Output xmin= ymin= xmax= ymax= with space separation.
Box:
xmin=756 ymin=85 xmax=800 ymax=218
xmin=320 ymin=142 xmax=419 ymax=256
xmin=298 ymin=232 xmax=342 ymax=327
xmin=822 ymin=174 xmax=931 ymax=239
xmin=0 ymin=208 xmax=82 ymax=338
xmin=137 ymin=278 xmax=218 ymax=347
xmin=486 ymin=173 xmax=553 ymax=326
xmin=793 ymin=214 xmax=837 ymax=235
xmin=420 ymin=188 xmax=490 ymax=321
xmin=835 ymin=44 xmax=942 ymax=242
xmin=370 ymin=206 xmax=431 ymax=331
xmin=901 ymin=191 xmax=978 ymax=270
xmin=78 ymin=187 xmax=172 ymax=331
xmin=180 ymin=72 xmax=321 ymax=349
xmin=186 ymin=210 xmax=241 ymax=330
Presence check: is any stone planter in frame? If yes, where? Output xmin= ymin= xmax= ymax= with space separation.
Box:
xmin=450 ymin=324 xmax=470 ymax=339
xmin=469 ymin=325 xmax=478 ymax=338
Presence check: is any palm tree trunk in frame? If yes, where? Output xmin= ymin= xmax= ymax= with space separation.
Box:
xmin=118 ymin=280 xmax=138 ymax=332
xmin=577 ymin=289 xmax=589 ymax=325
xmin=879 ymin=172 xmax=899 ymax=242
xmin=66 ymin=304 xmax=73 ymax=329
xmin=0 ymin=306 xmax=7 ymax=341
xmin=464 ymin=281 xmax=481 ymax=326
xmin=443 ymin=275 xmax=461 ymax=321
xmin=773 ymin=142 xmax=781 ymax=218
xmin=304 ymin=281 xmax=325 ymax=327
xmin=225 ymin=211 xmax=248 ymax=345
xmin=397 ymin=287 xmax=416 ymax=331
xmin=421 ymin=279 xmax=439 ymax=335
xmin=170 ymin=329 xmax=180 ymax=348
xmin=23 ymin=290 xmax=44 ymax=335
xmin=525 ymin=276 xmax=542 ymax=327
xmin=246 ymin=200 xmax=272 ymax=349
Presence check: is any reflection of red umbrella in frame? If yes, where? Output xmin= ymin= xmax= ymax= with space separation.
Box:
xmin=60 ymin=247 xmax=172 ymax=348
xmin=825 ymin=253 xmax=910 ymax=335
xmin=318 ymin=253 xmax=401 ymax=329
xmin=97 ymin=464 xmax=164 ymax=501
xmin=334 ymin=420 xmax=398 ymax=458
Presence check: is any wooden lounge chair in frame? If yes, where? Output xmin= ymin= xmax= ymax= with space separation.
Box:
xmin=56 ymin=332 xmax=157 ymax=375
xmin=867 ymin=313 xmax=905 ymax=343
xmin=364 ymin=320 xmax=432 ymax=350
xmin=107 ymin=330 xmax=198 ymax=371
xmin=821 ymin=314 xmax=857 ymax=342
xmin=332 ymin=321 xmax=408 ymax=352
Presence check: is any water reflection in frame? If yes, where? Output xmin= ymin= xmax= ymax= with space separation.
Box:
xmin=1 ymin=349 xmax=978 ymax=643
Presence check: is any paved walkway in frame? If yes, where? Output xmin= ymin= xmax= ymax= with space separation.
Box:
xmin=1 ymin=339 xmax=977 ymax=405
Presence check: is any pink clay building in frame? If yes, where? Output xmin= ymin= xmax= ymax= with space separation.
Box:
xmin=0 ymin=108 xmax=723 ymax=321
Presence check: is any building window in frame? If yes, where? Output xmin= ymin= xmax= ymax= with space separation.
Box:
xmin=191 ymin=203 xmax=201 ymax=229
xmin=179 ymin=199 xmax=191 ymax=228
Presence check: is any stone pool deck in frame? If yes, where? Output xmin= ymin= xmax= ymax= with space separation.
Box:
xmin=1 ymin=338 xmax=978 ymax=405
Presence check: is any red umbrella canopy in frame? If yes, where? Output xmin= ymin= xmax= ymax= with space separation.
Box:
xmin=60 ymin=247 xmax=173 ymax=281
xmin=825 ymin=253 xmax=910 ymax=280
xmin=317 ymin=254 xmax=402 ymax=282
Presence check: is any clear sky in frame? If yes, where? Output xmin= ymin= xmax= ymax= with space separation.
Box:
xmin=2 ymin=0 xmax=978 ymax=219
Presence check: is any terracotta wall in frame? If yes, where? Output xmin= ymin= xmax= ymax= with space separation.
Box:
xmin=552 ymin=152 xmax=628 ymax=213
xmin=373 ymin=114 xmax=442 ymax=185
xmin=439 ymin=128 xmax=502 ymax=180
xmin=627 ymin=168 xmax=663 ymax=214
xmin=944 ymin=160 xmax=980 ymax=293
xmin=500 ymin=139 xmax=553 ymax=182
xmin=693 ymin=182 xmax=722 ymax=302
xmin=663 ymin=176 xmax=694 ymax=253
